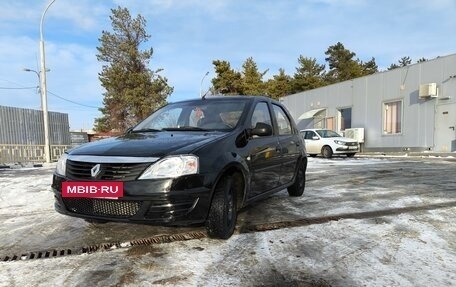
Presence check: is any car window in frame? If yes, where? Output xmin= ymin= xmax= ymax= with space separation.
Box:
xmin=134 ymin=100 xmax=246 ymax=132
xmin=316 ymin=130 xmax=341 ymax=138
xmin=272 ymin=104 xmax=292 ymax=135
xmin=303 ymin=131 xmax=315 ymax=139
xmin=250 ymin=102 xmax=272 ymax=128
xmin=141 ymin=107 xmax=182 ymax=129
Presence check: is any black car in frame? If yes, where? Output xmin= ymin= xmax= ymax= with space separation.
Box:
xmin=52 ymin=96 xmax=307 ymax=239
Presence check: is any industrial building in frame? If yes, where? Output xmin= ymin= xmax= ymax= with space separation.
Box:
xmin=281 ymin=53 xmax=456 ymax=152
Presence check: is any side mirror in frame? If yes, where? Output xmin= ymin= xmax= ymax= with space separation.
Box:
xmin=250 ymin=122 xmax=273 ymax=137
xmin=125 ymin=127 xmax=133 ymax=134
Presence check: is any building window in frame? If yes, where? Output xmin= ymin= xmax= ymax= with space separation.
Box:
xmin=383 ymin=100 xmax=402 ymax=134
xmin=338 ymin=108 xmax=352 ymax=130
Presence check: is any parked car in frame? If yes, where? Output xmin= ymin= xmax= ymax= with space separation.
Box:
xmin=300 ymin=129 xmax=359 ymax=158
xmin=52 ymin=96 xmax=307 ymax=239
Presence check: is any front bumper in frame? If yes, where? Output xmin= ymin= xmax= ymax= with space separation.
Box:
xmin=335 ymin=146 xmax=359 ymax=153
xmin=52 ymin=174 xmax=212 ymax=225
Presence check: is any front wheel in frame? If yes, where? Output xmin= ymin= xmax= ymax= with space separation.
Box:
xmin=322 ymin=146 xmax=333 ymax=158
xmin=287 ymin=160 xmax=306 ymax=197
xmin=206 ymin=175 xmax=237 ymax=239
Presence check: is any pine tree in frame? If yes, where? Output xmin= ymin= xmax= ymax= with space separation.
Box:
xmin=241 ymin=57 xmax=268 ymax=95
xmin=267 ymin=68 xmax=292 ymax=100
xmin=291 ymin=55 xmax=326 ymax=93
xmin=324 ymin=42 xmax=376 ymax=83
xmin=211 ymin=60 xmax=243 ymax=95
xmin=95 ymin=7 xmax=173 ymax=132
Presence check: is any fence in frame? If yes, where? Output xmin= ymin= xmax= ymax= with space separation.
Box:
xmin=0 ymin=144 xmax=71 ymax=163
xmin=0 ymin=105 xmax=72 ymax=163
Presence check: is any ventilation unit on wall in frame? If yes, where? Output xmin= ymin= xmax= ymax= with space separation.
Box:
xmin=344 ymin=128 xmax=365 ymax=143
xmin=419 ymin=83 xmax=438 ymax=98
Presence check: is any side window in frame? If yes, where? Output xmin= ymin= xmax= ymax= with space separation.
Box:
xmin=272 ymin=104 xmax=292 ymax=135
xmin=251 ymin=102 xmax=272 ymax=128
xmin=304 ymin=131 xmax=314 ymax=140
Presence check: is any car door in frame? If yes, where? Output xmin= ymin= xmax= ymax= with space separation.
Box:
xmin=246 ymin=102 xmax=282 ymax=198
xmin=303 ymin=131 xmax=320 ymax=154
xmin=272 ymin=104 xmax=301 ymax=185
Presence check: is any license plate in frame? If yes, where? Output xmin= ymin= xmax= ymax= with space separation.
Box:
xmin=62 ymin=182 xmax=124 ymax=199
xmin=348 ymin=146 xmax=358 ymax=150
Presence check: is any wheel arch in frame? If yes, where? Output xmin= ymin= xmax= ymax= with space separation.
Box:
xmin=209 ymin=161 xmax=247 ymax=214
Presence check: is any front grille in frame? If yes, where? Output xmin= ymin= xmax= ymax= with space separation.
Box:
xmin=145 ymin=197 xmax=198 ymax=219
xmin=346 ymin=142 xmax=358 ymax=146
xmin=66 ymin=160 xmax=150 ymax=181
xmin=63 ymin=198 xmax=142 ymax=218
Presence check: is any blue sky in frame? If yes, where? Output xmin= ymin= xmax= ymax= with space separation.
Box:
xmin=0 ymin=0 xmax=455 ymax=130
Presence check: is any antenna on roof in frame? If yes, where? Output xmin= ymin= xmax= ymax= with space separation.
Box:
xmin=202 ymin=89 xmax=211 ymax=99
xmin=200 ymin=71 xmax=209 ymax=99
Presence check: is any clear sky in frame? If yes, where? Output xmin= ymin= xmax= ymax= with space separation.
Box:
xmin=0 ymin=0 xmax=455 ymax=130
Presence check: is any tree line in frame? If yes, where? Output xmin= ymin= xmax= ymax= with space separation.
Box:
xmin=94 ymin=7 xmax=427 ymax=132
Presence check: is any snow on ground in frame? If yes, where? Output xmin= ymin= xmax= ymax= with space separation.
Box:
xmin=0 ymin=157 xmax=455 ymax=286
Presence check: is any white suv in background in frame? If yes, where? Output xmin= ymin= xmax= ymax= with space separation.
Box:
xmin=300 ymin=129 xmax=359 ymax=158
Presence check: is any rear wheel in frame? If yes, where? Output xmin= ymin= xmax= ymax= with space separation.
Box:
xmin=287 ymin=160 xmax=306 ymax=197
xmin=322 ymin=146 xmax=333 ymax=158
xmin=206 ymin=175 xmax=237 ymax=239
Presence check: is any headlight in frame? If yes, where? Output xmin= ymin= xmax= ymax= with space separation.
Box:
xmin=334 ymin=140 xmax=346 ymax=145
xmin=138 ymin=155 xmax=199 ymax=179
xmin=56 ymin=153 xmax=68 ymax=176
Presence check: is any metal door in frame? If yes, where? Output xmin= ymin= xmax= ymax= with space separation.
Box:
xmin=434 ymin=103 xmax=456 ymax=152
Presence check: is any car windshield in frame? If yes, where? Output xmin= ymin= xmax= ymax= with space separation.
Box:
xmin=316 ymin=129 xmax=342 ymax=138
xmin=133 ymin=99 xmax=247 ymax=132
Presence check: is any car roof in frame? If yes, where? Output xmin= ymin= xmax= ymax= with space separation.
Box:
xmin=172 ymin=95 xmax=280 ymax=105
xmin=300 ymin=129 xmax=331 ymax=132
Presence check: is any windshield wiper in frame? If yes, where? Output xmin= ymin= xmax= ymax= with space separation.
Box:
xmin=161 ymin=126 xmax=208 ymax=131
xmin=131 ymin=128 xmax=161 ymax=133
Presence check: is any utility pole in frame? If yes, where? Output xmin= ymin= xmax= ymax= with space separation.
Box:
xmin=39 ymin=0 xmax=56 ymax=163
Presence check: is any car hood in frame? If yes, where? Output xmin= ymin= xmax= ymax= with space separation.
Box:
xmin=69 ymin=131 xmax=227 ymax=157
xmin=336 ymin=136 xmax=358 ymax=142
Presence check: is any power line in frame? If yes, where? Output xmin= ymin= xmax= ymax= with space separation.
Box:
xmin=47 ymin=90 xmax=100 ymax=109
xmin=0 ymin=86 xmax=38 ymax=90
xmin=0 ymin=85 xmax=100 ymax=109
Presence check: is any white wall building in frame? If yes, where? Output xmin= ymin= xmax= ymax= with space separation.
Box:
xmin=281 ymin=54 xmax=456 ymax=152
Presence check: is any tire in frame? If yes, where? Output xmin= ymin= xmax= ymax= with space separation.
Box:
xmin=322 ymin=146 xmax=333 ymax=158
xmin=347 ymin=153 xmax=356 ymax=158
xmin=287 ymin=160 xmax=306 ymax=197
xmin=206 ymin=175 xmax=237 ymax=239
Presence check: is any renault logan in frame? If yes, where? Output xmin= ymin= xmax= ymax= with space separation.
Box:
xmin=52 ymin=96 xmax=307 ymax=239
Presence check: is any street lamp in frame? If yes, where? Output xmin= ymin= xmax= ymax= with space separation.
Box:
xmin=39 ymin=0 xmax=56 ymax=163
xmin=200 ymin=71 xmax=209 ymax=98
xmin=23 ymin=68 xmax=50 ymax=109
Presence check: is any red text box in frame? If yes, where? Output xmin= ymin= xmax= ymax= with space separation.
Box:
xmin=62 ymin=182 xmax=124 ymax=198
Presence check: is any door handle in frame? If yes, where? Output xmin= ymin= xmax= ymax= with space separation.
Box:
xmin=450 ymin=126 xmax=455 ymax=131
